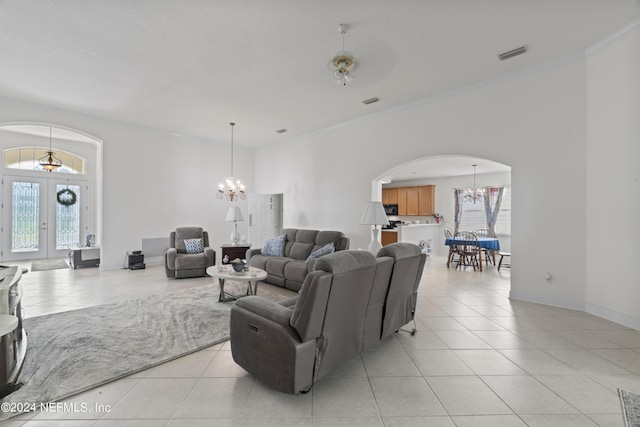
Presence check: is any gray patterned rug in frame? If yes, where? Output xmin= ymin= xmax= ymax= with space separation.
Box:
xmin=620 ymin=389 xmax=640 ymax=427
xmin=0 ymin=281 xmax=287 ymax=420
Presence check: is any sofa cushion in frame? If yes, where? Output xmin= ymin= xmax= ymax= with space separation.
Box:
xmin=184 ymin=238 xmax=204 ymax=254
xmin=265 ymin=256 xmax=294 ymax=278
xmin=175 ymin=252 xmax=208 ymax=269
xmin=285 ymin=229 xmax=318 ymax=259
xmin=284 ymin=260 xmax=309 ymax=284
xmin=175 ymin=227 xmax=204 ymax=253
xmin=263 ymin=233 xmax=286 ymax=257
xmin=306 ymin=242 xmax=335 ymax=264
xmin=315 ymin=230 xmax=344 ymax=247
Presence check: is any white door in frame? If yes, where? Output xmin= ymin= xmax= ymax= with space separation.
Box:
xmin=1 ymin=175 xmax=87 ymax=261
xmin=247 ymin=193 xmax=283 ymax=248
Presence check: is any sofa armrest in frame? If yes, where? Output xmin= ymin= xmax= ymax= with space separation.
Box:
xmin=165 ymin=247 xmax=177 ymax=269
xmin=204 ymin=246 xmax=216 ymax=265
xmin=245 ymin=248 xmax=262 ymax=263
xmin=235 ymin=296 xmax=293 ymax=327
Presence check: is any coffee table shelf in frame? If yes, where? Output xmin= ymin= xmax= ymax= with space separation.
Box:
xmin=206 ymin=265 xmax=267 ymax=302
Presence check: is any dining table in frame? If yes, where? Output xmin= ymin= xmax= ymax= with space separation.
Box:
xmin=444 ymin=236 xmax=500 ymax=271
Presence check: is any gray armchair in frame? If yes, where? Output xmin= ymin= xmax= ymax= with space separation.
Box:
xmin=164 ymin=227 xmax=215 ymax=279
xmin=230 ymin=250 xmax=377 ymax=394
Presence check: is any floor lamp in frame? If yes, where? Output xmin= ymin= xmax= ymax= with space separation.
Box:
xmin=360 ymin=201 xmax=390 ymax=255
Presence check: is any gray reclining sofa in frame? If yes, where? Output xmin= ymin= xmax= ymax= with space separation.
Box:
xmin=230 ymin=243 xmax=425 ymax=394
xmin=245 ymin=228 xmax=349 ymax=291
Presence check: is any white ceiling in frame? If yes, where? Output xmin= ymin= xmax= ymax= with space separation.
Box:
xmin=1 ymin=0 xmax=639 ymax=148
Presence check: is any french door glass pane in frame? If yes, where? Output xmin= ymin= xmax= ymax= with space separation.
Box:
xmin=56 ymin=185 xmax=80 ymax=249
xmin=11 ymin=181 xmax=40 ymax=252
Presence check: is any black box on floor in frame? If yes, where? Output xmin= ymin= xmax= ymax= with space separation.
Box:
xmin=127 ymin=252 xmax=144 ymax=269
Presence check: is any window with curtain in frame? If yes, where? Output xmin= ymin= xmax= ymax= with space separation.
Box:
xmin=457 ymin=187 xmax=511 ymax=236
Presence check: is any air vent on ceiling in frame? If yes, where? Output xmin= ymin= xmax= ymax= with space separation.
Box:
xmin=498 ymin=45 xmax=528 ymax=61
xmin=362 ymin=97 xmax=379 ymax=105
xmin=275 ymin=128 xmax=287 ymax=134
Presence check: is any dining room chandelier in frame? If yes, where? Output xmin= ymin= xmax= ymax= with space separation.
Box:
xmin=38 ymin=126 xmax=62 ymax=172
xmin=329 ymin=23 xmax=356 ymax=86
xmin=463 ymin=164 xmax=485 ymax=203
xmin=217 ymin=122 xmax=246 ymax=202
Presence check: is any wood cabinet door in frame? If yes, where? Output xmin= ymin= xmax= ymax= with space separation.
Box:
xmin=381 ymin=231 xmax=397 ymax=246
xmin=406 ymin=187 xmax=419 ymax=215
xmin=382 ymin=188 xmax=398 ymax=205
xmin=418 ymin=185 xmax=434 ymax=215
xmin=397 ymin=187 xmax=407 ymax=215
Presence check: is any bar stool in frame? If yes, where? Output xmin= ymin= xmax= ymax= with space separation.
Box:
xmin=497 ymin=252 xmax=511 ymax=271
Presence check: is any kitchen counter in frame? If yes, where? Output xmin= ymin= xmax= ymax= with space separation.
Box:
xmin=397 ymin=223 xmax=444 ymax=256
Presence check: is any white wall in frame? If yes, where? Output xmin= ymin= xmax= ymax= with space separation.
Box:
xmin=0 ymin=96 xmax=255 ymax=269
xmin=586 ymin=24 xmax=640 ymax=328
xmin=256 ymin=59 xmax=589 ymax=311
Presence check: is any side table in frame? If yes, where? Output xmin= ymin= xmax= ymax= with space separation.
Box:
xmin=220 ymin=244 xmax=251 ymax=264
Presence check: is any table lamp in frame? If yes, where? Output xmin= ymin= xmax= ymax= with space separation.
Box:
xmin=225 ymin=206 xmax=245 ymax=246
xmin=360 ymin=201 xmax=390 ymax=254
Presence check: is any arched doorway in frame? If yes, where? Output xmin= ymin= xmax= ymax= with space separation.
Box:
xmin=0 ymin=123 xmax=101 ymax=261
xmin=370 ymin=154 xmax=511 ymax=263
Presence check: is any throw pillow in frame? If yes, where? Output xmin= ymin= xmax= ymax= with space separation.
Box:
xmin=262 ymin=233 xmax=286 ymax=257
xmin=305 ymin=242 xmax=335 ymax=264
xmin=184 ymin=238 xmax=204 ymax=254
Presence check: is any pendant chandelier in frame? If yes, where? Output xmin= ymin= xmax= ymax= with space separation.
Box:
xmin=217 ymin=122 xmax=246 ymax=202
xmin=463 ymin=164 xmax=485 ymax=204
xmin=38 ymin=126 xmax=62 ymax=172
xmin=328 ymin=23 xmax=356 ymax=86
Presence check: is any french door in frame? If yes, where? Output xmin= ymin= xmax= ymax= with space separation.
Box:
xmin=1 ymin=175 xmax=87 ymax=261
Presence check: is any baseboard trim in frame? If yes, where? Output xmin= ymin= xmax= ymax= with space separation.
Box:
xmin=510 ymin=291 xmax=640 ymax=330
xmin=509 ymin=290 xmax=584 ymax=311
xmin=585 ymin=303 xmax=640 ymax=330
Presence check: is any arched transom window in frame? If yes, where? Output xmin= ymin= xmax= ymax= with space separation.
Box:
xmin=3 ymin=147 xmax=86 ymax=174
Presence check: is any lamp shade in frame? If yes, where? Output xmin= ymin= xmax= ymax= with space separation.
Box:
xmin=225 ymin=206 xmax=245 ymax=222
xmin=360 ymin=202 xmax=390 ymax=226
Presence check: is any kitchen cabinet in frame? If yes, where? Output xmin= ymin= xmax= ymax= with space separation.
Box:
xmin=381 ymin=230 xmax=398 ymax=246
xmin=397 ymin=187 xmax=407 ymax=215
xmin=406 ymin=187 xmax=419 ymax=215
xmin=382 ymin=185 xmax=435 ymax=216
xmin=418 ymin=185 xmax=434 ymax=215
xmin=382 ymin=188 xmax=398 ymax=205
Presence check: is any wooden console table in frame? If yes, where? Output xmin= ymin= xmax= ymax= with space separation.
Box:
xmin=220 ymin=244 xmax=251 ymax=264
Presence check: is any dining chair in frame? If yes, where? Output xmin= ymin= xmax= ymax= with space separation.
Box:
xmin=453 ymin=231 xmax=480 ymax=271
xmin=444 ymin=228 xmax=459 ymax=268
xmin=474 ymin=228 xmax=496 ymax=266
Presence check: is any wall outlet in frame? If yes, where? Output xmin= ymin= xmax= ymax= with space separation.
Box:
xmin=545 ymin=272 xmax=552 ymax=283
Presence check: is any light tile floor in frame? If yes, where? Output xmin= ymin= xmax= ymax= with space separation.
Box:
xmin=2 ymin=256 xmax=639 ymax=426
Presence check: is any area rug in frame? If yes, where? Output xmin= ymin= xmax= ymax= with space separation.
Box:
xmin=31 ymin=258 xmax=69 ymax=271
xmin=620 ymin=389 xmax=640 ymax=427
xmin=0 ymin=280 xmax=289 ymax=420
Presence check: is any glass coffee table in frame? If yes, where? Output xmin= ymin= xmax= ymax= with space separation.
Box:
xmin=206 ymin=265 xmax=268 ymax=303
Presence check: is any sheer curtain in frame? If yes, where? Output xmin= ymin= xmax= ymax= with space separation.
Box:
xmin=454 ymin=189 xmax=464 ymax=233
xmin=482 ymin=187 xmax=504 ymax=237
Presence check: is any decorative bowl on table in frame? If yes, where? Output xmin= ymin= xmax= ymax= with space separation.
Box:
xmin=230 ymin=259 xmax=246 ymax=273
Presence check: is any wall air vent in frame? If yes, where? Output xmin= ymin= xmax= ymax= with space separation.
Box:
xmin=498 ymin=45 xmax=528 ymax=61
xmin=275 ymin=129 xmax=287 ymax=134
xmin=362 ymin=97 xmax=379 ymax=105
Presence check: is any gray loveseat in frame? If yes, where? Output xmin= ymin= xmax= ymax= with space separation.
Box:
xmin=230 ymin=243 xmax=425 ymax=394
xmin=245 ymin=228 xmax=349 ymax=291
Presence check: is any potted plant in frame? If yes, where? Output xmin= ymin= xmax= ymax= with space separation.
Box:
xmin=433 ymin=213 xmax=443 ymax=224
